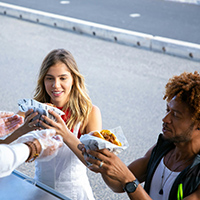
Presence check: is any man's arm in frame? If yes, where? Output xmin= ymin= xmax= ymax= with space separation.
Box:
xmin=182 ymin=185 xmax=200 ymax=200
xmin=0 ymin=143 xmax=30 ymax=178
xmin=0 ymin=129 xmax=63 ymax=178
xmin=84 ymin=146 xmax=155 ymax=200
xmin=127 ymin=145 xmax=155 ymax=183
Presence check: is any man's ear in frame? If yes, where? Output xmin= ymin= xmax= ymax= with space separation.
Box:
xmin=197 ymin=123 xmax=200 ymax=130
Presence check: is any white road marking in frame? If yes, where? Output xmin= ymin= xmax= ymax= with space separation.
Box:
xmin=165 ymin=0 xmax=200 ymax=5
xmin=60 ymin=1 xmax=70 ymax=4
xmin=129 ymin=13 xmax=141 ymax=18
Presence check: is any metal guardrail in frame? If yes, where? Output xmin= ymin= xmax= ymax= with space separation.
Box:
xmin=0 ymin=2 xmax=200 ymax=62
xmin=13 ymin=170 xmax=70 ymax=200
xmin=0 ymin=170 xmax=70 ymax=200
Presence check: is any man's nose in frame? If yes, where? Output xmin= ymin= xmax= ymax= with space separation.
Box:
xmin=162 ymin=111 xmax=172 ymax=124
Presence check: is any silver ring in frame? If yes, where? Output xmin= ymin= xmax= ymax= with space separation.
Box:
xmin=99 ymin=161 xmax=104 ymax=168
xmin=28 ymin=123 xmax=32 ymax=127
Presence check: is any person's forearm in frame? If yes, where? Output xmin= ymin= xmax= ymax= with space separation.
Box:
xmin=102 ymin=174 xmax=152 ymax=200
xmin=101 ymin=174 xmax=125 ymax=193
xmin=101 ymin=167 xmax=137 ymax=193
xmin=101 ymin=168 xmax=152 ymax=200
xmin=127 ymin=185 xmax=152 ymax=200
xmin=0 ymin=125 xmax=27 ymax=144
xmin=62 ymin=130 xmax=87 ymax=165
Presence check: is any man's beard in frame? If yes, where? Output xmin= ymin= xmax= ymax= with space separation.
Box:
xmin=168 ymin=122 xmax=195 ymax=144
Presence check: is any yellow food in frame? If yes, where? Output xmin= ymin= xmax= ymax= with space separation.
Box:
xmin=90 ymin=130 xmax=122 ymax=146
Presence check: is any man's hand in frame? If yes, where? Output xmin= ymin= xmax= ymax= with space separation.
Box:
xmin=37 ymin=129 xmax=63 ymax=160
xmin=16 ymin=129 xmax=63 ymax=161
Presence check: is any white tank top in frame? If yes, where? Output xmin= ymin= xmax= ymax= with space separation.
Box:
xmin=34 ymin=123 xmax=95 ymax=200
xmin=149 ymin=157 xmax=180 ymax=200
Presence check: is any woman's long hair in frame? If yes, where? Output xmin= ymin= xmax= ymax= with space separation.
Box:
xmin=34 ymin=49 xmax=92 ymax=132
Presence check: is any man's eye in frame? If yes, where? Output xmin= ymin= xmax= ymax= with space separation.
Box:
xmin=173 ymin=112 xmax=179 ymax=118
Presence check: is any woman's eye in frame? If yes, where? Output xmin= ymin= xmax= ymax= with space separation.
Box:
xmin=60 ymin=77 xmax=67 ymax=80
xmin=46 ymin=77 xmax=53 ymax=80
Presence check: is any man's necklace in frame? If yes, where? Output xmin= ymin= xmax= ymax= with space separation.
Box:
xmin=159 ymin=150 xmax=193 ymax=195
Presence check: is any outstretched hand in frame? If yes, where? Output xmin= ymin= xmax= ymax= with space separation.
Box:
xmin=82 ymin=147 xmax=134 ymax=184
xmin=0 ymin=111 xmax=14 ymax=118
xmin=16 ymin=129 xmax=63 ymax=161
xmin=0 ymin=111 xmax=24 ymax=137
xmin=36 ymin=129 xmax=63 ymax=160
xmin=39 ymin=110 xmax=70 ymax=140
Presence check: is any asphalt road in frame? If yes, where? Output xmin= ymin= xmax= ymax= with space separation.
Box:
xmin=0 ymin=0 xmax=200 ymax=44
xmin=0 ymin=14 xmax=199 ymax=200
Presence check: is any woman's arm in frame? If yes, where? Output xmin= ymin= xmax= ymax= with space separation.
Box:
xmin=39 ymin=110 xmax=87 ymax=165
xmin=40 ymin=105 xmax=102 ymax=165
xmin=84 ymin=105 xmax=102 ymax=133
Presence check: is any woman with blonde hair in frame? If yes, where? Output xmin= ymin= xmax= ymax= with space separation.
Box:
xmin=20 ymin=49 xmax=102 ymax=200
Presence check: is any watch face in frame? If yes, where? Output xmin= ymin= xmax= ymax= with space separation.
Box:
xmin=124 ymin=179 xmax=140 ymax=193
xmin=126 ymin=182 xmax=137 ymax=193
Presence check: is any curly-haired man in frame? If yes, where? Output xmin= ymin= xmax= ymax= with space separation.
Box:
xmin=83 ymin=71 xmax=200 ymax=200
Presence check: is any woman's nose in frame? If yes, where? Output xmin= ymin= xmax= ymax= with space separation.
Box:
xmin=52 ymin=79 xmax=60 ymax=88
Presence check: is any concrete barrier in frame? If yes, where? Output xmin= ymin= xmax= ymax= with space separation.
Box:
xmin=0 ymin=2 xmax=200 ymax=62
xmin=152 ymin=36 xmax=200 ymax=61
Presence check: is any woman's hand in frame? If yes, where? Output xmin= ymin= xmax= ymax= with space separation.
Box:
xmin=21 ymin=109 xmax=41 ymax=132
xmin=39 ymin=110 xmax=71 ymax=140
xmin=40 ymin=110 xmax=88 ymax=164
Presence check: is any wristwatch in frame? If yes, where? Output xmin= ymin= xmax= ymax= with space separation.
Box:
xmin=123 ymin=179 xmax=140 ymax=193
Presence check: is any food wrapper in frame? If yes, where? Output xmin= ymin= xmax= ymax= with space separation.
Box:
xmin=80 ymin=126 xmax=129 ymax=166
xmin=18 ymin=98 xmax=65 ymax=127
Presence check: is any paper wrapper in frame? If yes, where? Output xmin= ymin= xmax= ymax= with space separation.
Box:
xmin=80 ymin=126 xmax=129 ymax=166
xmin=18 ymin=98 xmax=65 ymax=127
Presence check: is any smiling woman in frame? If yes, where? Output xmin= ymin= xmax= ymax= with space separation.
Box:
xmin=44 ymin=62 xmax=73 ymax=107
xmin=19 ymin=48 xmax=102 ymax=200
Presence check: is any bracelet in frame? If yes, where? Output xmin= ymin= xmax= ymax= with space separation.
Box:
xmin=24 ymin=140 xmax=40 ymax=163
